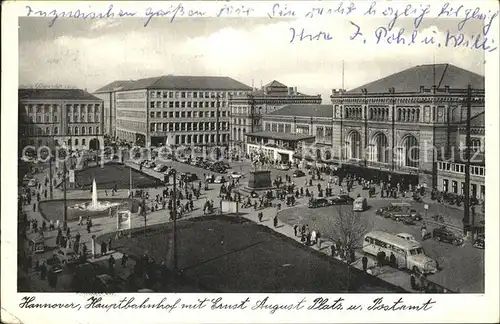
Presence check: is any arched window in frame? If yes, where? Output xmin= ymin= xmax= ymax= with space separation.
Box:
xmin=45 ymin=127 xmax=50 ymax=135
xmin=89 ymin=127 xmax=93 ymax=134
xmin=398 ymin=109 xmax=402 ymax=121
xmin=82 ymin=127 xmax=86 ymax=135
xmin=82 ymin=139 xmax=86 ymax=146
xmin=96 ymin=126 xmax=99 ymax=134
xmin=369 ymin=108 xmax=373 ymax=119
xmin=75 ymin=127 xmax=79 ymax=135
xmin=416 ymin=109 xmax=420 ymax=122
xmin=403 ymin=135 xmax=419 ymax=168
xmin=372 ymin=133 xmax=389 ymax=163
xmin=54 ymin=127 xmax=58 ymax=135
xmin=347 ymin=130 xmax=361 ymax=159
xmin=75 ymin=139 xmax=79 ymax=145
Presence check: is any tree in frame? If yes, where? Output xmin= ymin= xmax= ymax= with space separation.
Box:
xmin=329 ymin=206 xmax=370 ymax=258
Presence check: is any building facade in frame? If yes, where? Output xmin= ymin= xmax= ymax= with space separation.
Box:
xmin=18 ymin=88 xmax=104 ymax=152
xmin=93 ymin=80 xmax=132 ymax=137
xmin=436 ymin=111 xmax=485 ymax=200
xmin=96 ymin=76 xmax=252 ymax=148
xmin=230 ymin=80 xmax=322 ymax=151
xmin=329 ymin=64 xmax=485 ymax=190
xmin=246 ymin=104 xmax=333 ymax=163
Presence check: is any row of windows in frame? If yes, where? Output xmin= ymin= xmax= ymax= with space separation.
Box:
xmin=22 ymin=115 xmax=58 ymax=123
xmin=20 ymin=126 xmax=59 ymax=136
xmin=149 ymin=90 xmax=246 ymax=100
xmin=116 ymin=120 xmax=146 ymax=131
xmin=116 ymin=92 xmax=146 ymax=100
xmin=150 ymin=100 xmax=226 ymax=109
xmin=316 ymin=126 xmax=333 ymax=144
xmin=23 ymin=104 xmax=100 ymax=114
xmin=438 ymin=161 xmax=485 ymax=176
xmin=149 ymin=110 xmax=227 ymax=119
xmin=364 ymin=237 xmax=407 ymax=256
xmin=116 ymin=110 xmax=147 ymax=119
xmin=67 ymin=126 xmax=100 ymax=135
xmin=442 ymin=179 xmax=485 ymax=198
xmin=66 ymin=114 xmax=100 ymax=123
xmin=173 ymin=133 xmax=228 ymax=145
xmin=150 ymin=122 xmax=228 ymax=132
xmin=116 ymin=101 xmax=147 ymax=109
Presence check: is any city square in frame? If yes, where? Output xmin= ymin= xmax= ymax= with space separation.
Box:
xmin=15 ymin=16 xmax=487 ymax=297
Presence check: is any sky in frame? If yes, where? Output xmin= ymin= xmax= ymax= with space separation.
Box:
xmin=19 ymin=16 xmax=485 ymax=102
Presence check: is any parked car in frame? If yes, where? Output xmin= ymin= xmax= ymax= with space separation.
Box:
xmin=214 ymin=176 xmax=226 ymax=184
xmin=229 ymin=171 xmax=244 ymax=179
xmin=293 ymin=170 xmax=305 ymax=177
xmin=432 ymin=227 xmax=464 ymax=245
xmin=330 ymin=194 xmax=354 ymax=205
xmin=473 ymin=234 xmax=485 ymax=249
xmin=277 ymin=164 xmax=290 ymax=171
xmin=398 ymin=215 xmax=417 ymax=225
xmin=46 ymin=255 xmax=63 ymax=274
xmin=308 ymin=198 xmax=330 ymax=208
xmin=181 ymin=172 xmax=198 ymax=182
xmin=153 ymin=164 xmax=166 ymax=172
xmin=397 ymin=233 xmax=418 ymax=243
xmin=56 ymin=249 xmax=80 ymax=266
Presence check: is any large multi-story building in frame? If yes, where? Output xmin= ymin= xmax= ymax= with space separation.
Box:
xmin=329 ymin=63 xmax=485 ymax=190
xmin=96 ymin=75 xmax=252 ymax=147
xmin=93 ymin=80 xmax=133 ymax=138
xmin=18 ymin=88 xmax=104 ymax=151
xmin=229 ymin=80 xmax=322 ymax=151
xmin=246 ymin=104 xmax=332 ymax=163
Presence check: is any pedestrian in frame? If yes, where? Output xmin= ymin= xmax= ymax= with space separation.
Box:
xmin=108 ymin=237 xmax=112 ymax=252
xmin=39 ymin=260 xmax=47 ymax=280
xmin=273 ymin=215 xmax=278 ymax=228
xmin=258 ymin=212 xmax=263 ymax=222
xmin=390 ymin=252 xmax=397 ymax=267
xmin=33 ymin=203 xmax=36 ymax=212
xmin=362 ymin=256 xmax=368 ymax=272
xmin=101 ymin=241 xmax=107 ymax=255
xmin=108 ymin=255 xmax=115 ymax=276
xmin=316 ymin=231 xmax=322 ymax=248
xmin=410 ymin=274 xmax=417 ymax=290
xmin=121 ymin=254 xmax=128 ymax=267
xmin=293 ymin=224 xmax=298 ymax=237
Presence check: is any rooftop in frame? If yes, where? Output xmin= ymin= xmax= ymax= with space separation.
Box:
xmin=94 ymin=80 xmax=135 ymax=93
xmin=348 ymin=64 xmax=485 ymax=94
xmin=96 ymin=75 xmax=252 ymax=92
xmin=19 ymin=88 xmax=102 ymax=101
xmin=246 ymin=131 xmax=315 ymax=142
xmin=267 ymin=104 xmax=333 ymax=118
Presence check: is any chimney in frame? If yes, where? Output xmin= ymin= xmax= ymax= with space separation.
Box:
xmin=419 ymin=86 xmax=425 ymax=93
xmin=288 ymin=87 xmax=293 ymax=95
xmin=294 ymin=86 xmax=297 ymax=94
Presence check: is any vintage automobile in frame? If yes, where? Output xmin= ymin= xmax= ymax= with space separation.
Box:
xmin=432 ymin=227 xmax=464 ymax=245
xmin=46 ymin=255 xmax=63 ymax=274
xmin=473 ymin=234 xmax=485 ymax=249
xmin=293 ymin=170 xmax=306 ymax=177
xmin=229 ymin=171 xmax=244 ymax=179
xmin=330 ymin=194 xmax=355 ymax=206
xmin=277 ymin=164 xmax=290 ymax=171
xmin=308 ymin=198 xmax=330 ymax=208
xmin=397 ymin=233 xmax=419 ymax=243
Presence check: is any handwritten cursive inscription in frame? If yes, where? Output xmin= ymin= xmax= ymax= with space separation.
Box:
xmin=289 ymin=27 xmax=333 ymax=43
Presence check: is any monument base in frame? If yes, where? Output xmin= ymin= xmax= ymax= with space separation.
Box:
xmin=248 ymin=169 xmax=272 ymax=189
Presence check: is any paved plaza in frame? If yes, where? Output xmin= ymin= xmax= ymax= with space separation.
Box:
xmin=20 ymin=157 xmax=483 ymax=293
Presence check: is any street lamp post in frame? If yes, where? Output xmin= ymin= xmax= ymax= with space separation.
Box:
xmin=172 ymin=169 xmax=178 ymax=273
xmin=216 ymin=95 xmax=220 ymax=160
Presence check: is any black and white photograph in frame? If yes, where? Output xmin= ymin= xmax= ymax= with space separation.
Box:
xmin=2 ymin=1 xmax=499 ymax=323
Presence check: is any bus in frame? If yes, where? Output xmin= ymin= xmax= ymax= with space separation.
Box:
xmin=363 ymin=230 xmax=438 ymax=274
xmin=353 ymin=197 xmax=368 ymax=211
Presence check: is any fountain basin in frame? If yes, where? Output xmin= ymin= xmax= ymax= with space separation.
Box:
xmin=38 ymin=198 xmax=141 ymax=223
xmin=70 ymin=200 xmax=121 ymax=212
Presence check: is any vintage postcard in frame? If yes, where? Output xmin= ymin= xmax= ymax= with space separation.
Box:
xmin=1 ymin=1 xmax=499 ymax=323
